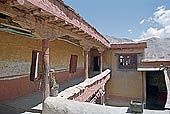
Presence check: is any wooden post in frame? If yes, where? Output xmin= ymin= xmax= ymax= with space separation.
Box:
xmin=98 ymin=49 xmax=104 ymax=73
xmin=42 ymin=39 xmax=50 ymax=108
xmin=84 ymin=50 xmax=89 ymax=79
xmin=100 ymin=53 xmax=103 ymax=73
xmin=80 ymin=41 xmax=92 ymax=79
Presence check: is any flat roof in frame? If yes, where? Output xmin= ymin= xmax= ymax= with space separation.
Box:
xmin=111 ymin=42 xmax=147 ymax=49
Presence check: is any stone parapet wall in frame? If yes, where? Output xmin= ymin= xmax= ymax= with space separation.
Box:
xmin=58 ymin=69 xmax=111 ymax=102
xmin=42 ymin=97 xmax=121 ymax=114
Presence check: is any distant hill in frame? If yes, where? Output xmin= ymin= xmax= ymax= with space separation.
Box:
xmin=141 ymin=37 xmax=170 ymax=62
xmin=104 ymin=35 xmax=170 ymax=62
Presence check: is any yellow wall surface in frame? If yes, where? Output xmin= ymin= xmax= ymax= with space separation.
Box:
xmin=0 ymin=31 xmax=84 ymax=77
xmin=103 ymin=50 xmax=112 ymax=70
xmin=105 ymin=48 xmax=146 ymax=105
xmin=50 ymin=40 xmax=84 ymax=70
xmin=0 ymin=31 xmax=42 ymax=77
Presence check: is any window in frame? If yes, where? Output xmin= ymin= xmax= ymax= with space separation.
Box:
xmin=118 ymin=54 xmax=137 ymax=69
xmin=69 ymin=55 xmax=78 ymax=73
xmin=30 ymin=50 xmax=42 ymax=81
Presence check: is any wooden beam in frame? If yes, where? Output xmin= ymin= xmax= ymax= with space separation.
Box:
xmin=72 ymin=29 xmax=81 ymax=33
xmin=0 ymin=2 xmax=105 ymax=48
xmin=63 ymin=25 xmax=74 ymax=30
xmin=45 ymin=16 xmax=58 ymax=22
xmin=31 ymin=8 xmax=44 ymax=15
xmin=0 ymin=2 xmax=25 ymax=17
xmin=82 ymin=34 xmax=90 ymax=38
xmin=7 ymin=0 xmax=21 ymax=7
xmin=55 ymin=21 xmax=68 ymax=27
xmin=10 ymin=0 xmax=110 ymax=48
xmin=76 ymin=31 xmax=86 ymax=35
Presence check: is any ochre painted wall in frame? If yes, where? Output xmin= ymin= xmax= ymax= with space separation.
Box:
xmin=105 ymin=48 xmax=146 ymax=106
xmin=0 ymin=31 xmax=85 ymax=101
xmin=0 ymin=31 xmax=84 ymax=77
xmin=0 ymin=31 xmax=42 ymax=77
xmin=103 ymin=50 xmax=111 ymax=70
xmin=50 ymin=40 xmax=84 ymax=69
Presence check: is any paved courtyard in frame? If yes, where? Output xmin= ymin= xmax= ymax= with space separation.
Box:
xmin=0 ymin=91 xmax=170 ymax=114
xmin=0 ymin=76 xmax=170 ymax=114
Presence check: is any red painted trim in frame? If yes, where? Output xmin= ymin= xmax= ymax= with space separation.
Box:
xmin=111 ymin=42 xmax=147 ymax=49
xmin=142 ymin=61 xmax=170 ymax=67
xmin=0 ymin=67 xmax=84 ymax=102
xmin=0 ymin=76 xmax=39 ymax=102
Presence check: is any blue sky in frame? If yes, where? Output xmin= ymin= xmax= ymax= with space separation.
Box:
xmin=64 ymin=0 xmax=170 ymax=40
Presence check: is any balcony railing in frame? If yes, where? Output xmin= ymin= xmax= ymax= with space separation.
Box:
xmin=58 ymin=69 xmax=111 ymax=102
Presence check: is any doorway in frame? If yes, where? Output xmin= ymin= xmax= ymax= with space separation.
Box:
xmin=146 ymin=71 xmax=167 ymax=109
xmin=93 ymin=56 xmax=99 ymax=71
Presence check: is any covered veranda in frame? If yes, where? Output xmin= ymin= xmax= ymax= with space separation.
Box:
xmin=0 ymin=0 xmax=111 ymax=111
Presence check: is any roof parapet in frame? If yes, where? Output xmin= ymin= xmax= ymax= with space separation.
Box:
xmin=111 ymin=42 xmax=147 ymax=49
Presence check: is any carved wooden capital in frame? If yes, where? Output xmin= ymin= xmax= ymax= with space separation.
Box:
xmin=33 ymin=25 xmax=64 ymax=40
xmin=98 ymin=48 xmax=105 ymax=54
xmin=80 ymin=40 xmax=93 ymax=52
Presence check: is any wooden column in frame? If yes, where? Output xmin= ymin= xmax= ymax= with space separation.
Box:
xmin=98 ymin=49 xmax=104 ymax=73
xmin=84 ymin=50 xmax=89 ymax=79
xmin=81 ymin=40 xmax=92 ymax=80
xmin=100 ymin=53 xmax=103 ymax=73
xmin=42 ymin=39 xmax=50 ymax=107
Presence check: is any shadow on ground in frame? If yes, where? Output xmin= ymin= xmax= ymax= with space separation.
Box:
xmin=0 ymin=92 xmax=42 ymax=114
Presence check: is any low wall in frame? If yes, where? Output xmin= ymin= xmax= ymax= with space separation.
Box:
xmin=43 ymin=97 xmax=122 ymax=114
xmin=0 ymin=68 xmax=84 ymax=102
xmin=58 ymin=69 xmax=111 ymax=102
xmin=0 ymin=75 xmax=39 ymax=102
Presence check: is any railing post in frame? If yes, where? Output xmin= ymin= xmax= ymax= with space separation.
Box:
xmin=101 ymin=84 xmax=105 ymax=105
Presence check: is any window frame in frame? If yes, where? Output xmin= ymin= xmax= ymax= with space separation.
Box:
xmin=118 ymin=53 xmax=137 ymax=69
xmin=69 ymin=55 xmax=78 ymax=73
xmin=30 ymin=50 xmax=42 ymax=81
